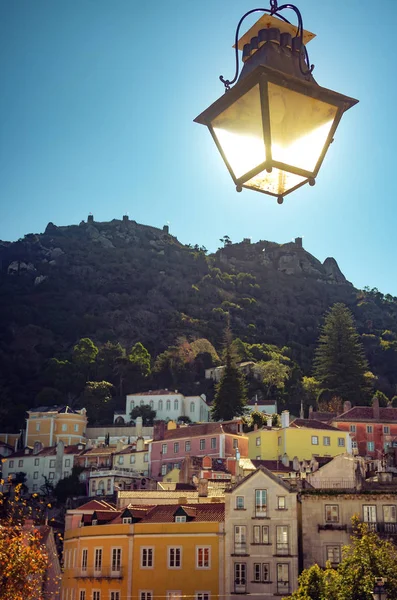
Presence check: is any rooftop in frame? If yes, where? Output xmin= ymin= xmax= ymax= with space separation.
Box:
xmin=161 ymin=422 xmax=243 ymax=441
xmin=334 ymin=406 xmax=397 ymax=423
xmin=290 ymin=418 xmax=342 ymax=431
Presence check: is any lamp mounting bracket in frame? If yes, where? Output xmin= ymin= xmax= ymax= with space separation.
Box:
xmin=219 ymin=1 xmax=314 ymax=91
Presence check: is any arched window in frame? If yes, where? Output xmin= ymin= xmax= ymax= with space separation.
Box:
xmin=166 ymin=400 xmax=171 ymax=410
xmin=174 ymin=400 xmax=178 ymax=410
xmin=158 ymin=400 xmax=163 ymax=411
xmin=130 ymin=401 xmax=134 ymax=412
xmin=140 ymin=399 xmax=144 ymax=406
xmin=150 ymin=400 xmax=154 ymax=408
xmin=190 ymin=402 xmax=195 ymax=413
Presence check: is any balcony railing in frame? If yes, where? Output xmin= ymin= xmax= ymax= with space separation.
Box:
xmin=347 ymin=522 xmax=397 ymax=535
xmin=234 ymin=579 xmax=246 ymax=593
xmin=255 ymin=505 xmax=267 ymax=518
xmin=74 ymin=567 xmax=123 ymax=579
xmin=275 ymin=543 xmax=289 ymax=555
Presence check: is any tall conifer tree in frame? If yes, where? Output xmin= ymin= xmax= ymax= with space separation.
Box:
xmin=211 ymin=325 xmax=247 ymax=421
xmin=313 ymin=303 xmax=369 ymax=404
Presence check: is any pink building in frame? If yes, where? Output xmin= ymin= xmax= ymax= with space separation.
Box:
xmin=150 ymin=420 xmax=249 ymax=479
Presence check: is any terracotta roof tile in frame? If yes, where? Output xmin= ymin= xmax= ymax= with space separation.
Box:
xmin=309 ymin=412 xmax=337 ymax=422
xmin=290 ymin=418 xmax=341 ymax=431
xmin=140 ymin=503 xmax=224 ymax=523
xmin=128 ymin=390 xmax=181 ymax=396
xmin=161 ymin=422 xmax=243 ymax=441
xmin=334 ymin=406 xmax=397 ymax=422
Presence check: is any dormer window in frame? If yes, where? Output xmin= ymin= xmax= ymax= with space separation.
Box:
xmin=92 ymin=519 xmax=98 ymax=525
xmin=175 ymin=515 xmax=186 ymax=523
xmin=123 ymin=517 xmax=132 ymax=524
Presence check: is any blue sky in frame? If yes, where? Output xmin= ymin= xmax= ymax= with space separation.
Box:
xmin=1 ymin=0 xmax=396 ymax=295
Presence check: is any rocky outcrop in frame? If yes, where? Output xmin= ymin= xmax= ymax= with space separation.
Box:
xmin=323 ymin=257 xmax=348 ymax=284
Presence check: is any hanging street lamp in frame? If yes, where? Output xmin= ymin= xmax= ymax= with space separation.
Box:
xmin=194 ymin=0 xmax=358 ymax=204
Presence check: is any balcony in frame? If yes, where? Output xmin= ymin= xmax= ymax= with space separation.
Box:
xmin=234 ymin=579 xmax=247 ymax=594
xmin=347 ymin=522 xmax=397 ymax=536
xmin=275 ymin=543 xmax=289 ymax=556
xmin=233 ymin=543 xmax=248 ymax=556
xmin=74 ymin=567 xmax=123 ymax=579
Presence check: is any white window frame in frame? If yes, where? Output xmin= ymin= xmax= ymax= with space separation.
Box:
xmin=211 ymin=437 xmax=216 ymax=449
xmin=350 ymin=424 xmax=356 ymax=432
xmin=79 ymin=591 xmax=86 ymax=600
xmin=168 ymin=546 xmax=182 ymax=569
xmin=311 ymin=436 xmax=319 ymax=445
xmin=166 ymin=592 xmax=181 ymax=600
xmin=255 ymin=489 xmax=267 ymax=517
xmin=140 ymin=592 xmax=153 ymax=600
xmin=235 ymin=496 xmax=245 ymax=510
xmin=277 ymin=496 xmax=286 ymax=510
xmin=110 ymin=593 xmax=121 ymax=600
xmin=174 ymin=442 xmax=179 ymax=453
xmin=199 ymin=439 xmax=205 ymax=450
xmin=111 ymin=547 xmax=121 ymax=573
xmin=276 ymin=526 xmax=289 ymax=555
xmin=94 ymin=548 xmax=102 ymax=573
xmin=383 ymin=505 xmax=397 ymax=523
xmin=34 ymin=458 xmax=39 ymax=466
xmin=325 ymin=504 xmax=339 ymax=523
xmin=323 ymin=436 xmax=331 ymax=446
xmin=196 ymin=546 xmax=211 ymax=569
xmin=367 ymin=425 xmax=373 ymax=433
xmin=162 ymin=444 xmax=168 ymax=455
xmin=196 ymin=593 xmax=210 ymax=600
xmin=384 ymin=425 xmax=390 ymax=434
xmin=256 ymin=436 xmax=261 ymax=446
xmin=253 ymin=525 xmax=269 ymax=544
xmin=92 ymin=592 xmax=101 ymax=600
xmin=234 ymin=525 xmax=247 ymax=554
xmin=185 ymin=441 xmax=191 ymax=452
xmin=367 ymin=441 xmax=375 ymax=452
xmin=141 ymin=547 xmax=154 ymax=568
xmin=326 ymin=545 xmax=341 ymax=565
xmin=338 ymin=437 xmax=345 ymax=447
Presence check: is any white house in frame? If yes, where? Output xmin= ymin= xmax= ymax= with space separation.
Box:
xmin=1 ymin=441 xmax=84 ymax=494
xmin=114 ymin=390 xmax=210 ymax=424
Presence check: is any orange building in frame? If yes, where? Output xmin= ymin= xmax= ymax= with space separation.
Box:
xmin=25 ymin=405 xmax=87 ymax=447
xmin=62 ymin=500 xmax=225 ymax=600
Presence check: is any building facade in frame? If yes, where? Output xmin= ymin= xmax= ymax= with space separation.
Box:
xmin=224 ymin=466 xmax=299 ymax=599
xmin=25 ymin=405 xmax=87 ymax=447
xmin=114 ymin=390 xmax=210 ymax=424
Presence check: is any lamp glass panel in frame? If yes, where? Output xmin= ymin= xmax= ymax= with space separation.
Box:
xmin=268 ymin=82 xmax=337 ymax=173
xmin=212 ymin=84 xmax=266 ymax=179
xmin=244 ymin=167 xmax=306 ymax=195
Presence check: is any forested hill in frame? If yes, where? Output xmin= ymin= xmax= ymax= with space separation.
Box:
xmin=1 ymin=215 xmax=397 ymax=429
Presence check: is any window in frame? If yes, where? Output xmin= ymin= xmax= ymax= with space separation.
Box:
xmin=168 ymin=547 xmax=182 ymax=568
xmin=93 ymin=593 xmax=100 ymax=600
xmin=199 ymin=439 xmax=205 ymax=450
xmin=190 ymin=401 xmax=195 ymax=413
xmin=254 ymin=563 xmax=270 ymax=582
xmin=367 ymin=441 xmax=375 ymax=452
xmin=174 ymin=442 xmax=179 ymax=453
xmin=118 ymin=456 xmax=124 ymax=465
xmin=363 ymin=505 xmax=377 ymax=530
xmin=110 ymin=593 xmax=120 ymax=600
xmin=144 ymin=453 xmax=148 ymax=462
xmin=323 ymin=436 xmax=331 ymax=446
xmin=34 ymin=458 xmax=39 ymax=466
xmin=236 ymin=496 xmax=245 ymax=510
xmin=175 ymin=515 xmax=186 ymax=522
xmin=253 ymin=525 xmax=269 ymax=544
xmin=9 ymin=460 xmax=14 ymax=468
xmin=233 ymin=439 xmax=238 ymax=449
xmin=211 ymin=438 xmax=216 ymax=449
xmin=276 ymin=526 xmax=289 ymax=555
xmin=141 ymin=547 xmax=154 ymax=568
xmin=161 ymin=464 xmax=167 ymax=476
xmin=234 ymin=563 xmax=246 ymax=590
xmin=277 ymin=496 xmax=286 ymax=510
xmin=34 ymin=472 xmax=39 ymax=479
xmin=384 ymin=426 xmax=390 ymax=434
xmin=49 ymin=472 xmax=55 ymax=479
xmin=383 ymin=505 xmax=397 ymax=523
xmin=350 ymin=424 xmax=356 ymax=433
xmin=174 ymin=400 xmax=178 ymax=410
xmin=325 ymin=505 xmax=339 ymax=523
xmin=367 ymin=425 xmax=373 ymax=433
xmin=36 ymin=422 xmax=40 ymax=431
xmin=162 ymin=444 xmax=168 ymax=455
xmin=33 ymin=484 xmax=37 ymax=491
xmin=50 ymin=459 xmax=55 ymax=468
xmin=123 ymin=517 xmax=132 ymax=524
xmin=256 ymin=437 xmax=261 ymax=446
xmin=196 ymin=546 xmax=210 ymax=568
xmin=79 ymin=591 xmax=86 ymax=600
xmin=311 ymin=436 xmax=319 ymax=445
xmin=62 ymin=424 xmax=67 ymax=432
xmin=18 ymin=459 xmax=23 ymax=467
xmin=166 ymin=400 xmax=171 ymax=410
xmin=150 ymin=401 xmax=154 ymax=409
xmin=234 ymin=525 xmax=247 ymax=554
xmin=338 ymin=437 xmax=345 ymax=447
xmin=112 ymin=548 xmax=121 ymax=572
xmin=185 ymin=441 xmax=191 ymax=452
xmin=94 ymin=548 xmax=102 ymax=572
xmin=130 ymin=455 xmax=136 ymax=464
xmin=158 ymin=400 xmax=163 ymax=411
xmin=167 ymin=592 xmax=181 ymax=600
xmin=277 ymin=564 xmax=289 ymax=595
xmin=255 ymin=489 xmax=267 ymax=517
xmin=196 ymin=594 xmax=210 ymax=600
xmin=326 ymin=546 xmax=341 ymax=564
xmin=65 ymin=459 xmax=71 ymax=467
xmin=352 ymin=441 xmax=358 ymax=449
xmin=74 ymin=424 xmax=79 ymax=432
xmin=140 ymin=593 xmax=153 ymax=600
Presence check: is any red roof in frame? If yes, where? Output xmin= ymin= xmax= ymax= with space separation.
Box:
xmin=75 ymin=499 xmax=117 ymax=512
xmin=140 ymin=502 xmax=225 ymax=523
xmin=290 ymin=419 xmax=341 ymax=431
xmin=333 ymin=406 xmax=397 ymax=423
xmin=161 ymin=422 xmax=243 ymax=441
xmin=128 ymin=390 xmax=181 ymax=396
xmin=308 ymin=411 xmax=336 ymax=422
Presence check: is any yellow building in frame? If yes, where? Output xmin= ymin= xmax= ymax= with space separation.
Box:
xmin=62 ymin=500 xmax=225 ymax=600
xmin=248 ymin=411 xmax=351 ymax=461
xmin=25 ymin=405 xmax=87 ymax=447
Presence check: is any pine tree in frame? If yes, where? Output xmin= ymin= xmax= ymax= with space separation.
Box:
xmin=211 ymin=327 xmax=247 ymax=421
xmin=313 ymin=303 xmax=369 ymax=405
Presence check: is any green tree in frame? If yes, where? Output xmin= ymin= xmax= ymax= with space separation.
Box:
xmin=130 ymin=404 xmax=157 ymax=426
xmin=301 ymin=376 xmax=320 ymax=408
xmin=54 ymin=466 xmax=85 ymax=503
xmin=72 ymin=337 xmax=98 ymax=381
xmin=254 ymin=359 xmax=290 ymax=399
xmin=129 ymin=342 xmax=151 ymax=379
xmin=97 ymin=341 xmax=126 ymax=386
xmin=211 ymin=328 xmax=247 ymax=421
xmin=313 ymin=304 xmax=369 ymax=405
xmin=80 ymin=381 xmax=114 ymax=425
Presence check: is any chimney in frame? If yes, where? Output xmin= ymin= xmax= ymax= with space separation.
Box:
xmin=226 ymin=456 xmax=237 ymax=476
xmin=300 ymin=401 xmax=304 ymax=419
xmin=281 ymin=453 xmax=289 ymax=467
xmin=308 ymin=405 xmax=313 ymax=419
xmin=292 ymin=456 xmax=300 ymax=471
xmin=136 ymin=416 xmax=143 ymax=438
xmin=281 ymin=410 xmax=290 ymax=429
xmin=343 ymin=400 xmax=352 ymax=414
xmin=198 ymin=478 xmax=208 ymax=497
xmin=154 ymin=421 xmax=166 ymax=441
xmin=136 ymin=437 xmax=145 ymax=452
xmin=372 ymin=396 xmax=380 ymax=420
